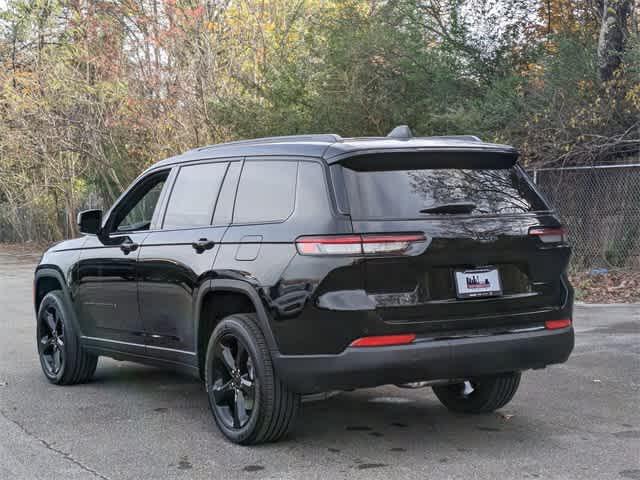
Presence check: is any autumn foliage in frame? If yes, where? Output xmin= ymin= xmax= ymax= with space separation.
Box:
xmin=0 ymin=0 xmax=638 ymax=241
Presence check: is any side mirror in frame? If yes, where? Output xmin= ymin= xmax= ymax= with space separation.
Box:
xmin=77 ymin=209 xmax=103 ymax=235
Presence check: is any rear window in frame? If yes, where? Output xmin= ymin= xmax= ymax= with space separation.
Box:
xmin=342 ymin=167 xmax=548 ymax=219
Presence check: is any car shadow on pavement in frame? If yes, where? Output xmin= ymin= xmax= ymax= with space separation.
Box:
xmin=90 ymin=362 xmax=199 ymax=387
xmin=294 ymin=388 xmax=549 ymax=452
xmin=86 ymin=361 xmax=551 ymax=456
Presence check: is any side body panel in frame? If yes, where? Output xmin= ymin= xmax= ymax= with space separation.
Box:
xmin=137 ymin=226 xmax=226 ymax=364
xmin=75 ymin=232 xmax=149 ymax=352
xmin=213 ymin=159 xmax=353 ymax=354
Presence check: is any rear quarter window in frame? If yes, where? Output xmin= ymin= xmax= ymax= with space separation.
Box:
xmin=342 ymin=166 xmax=548 ymax=219
xmin=233 ymin=161 xmax=298 ymax=224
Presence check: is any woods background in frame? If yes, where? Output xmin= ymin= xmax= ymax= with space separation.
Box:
xmin=0 ymin=0 xmax=639 ymax=243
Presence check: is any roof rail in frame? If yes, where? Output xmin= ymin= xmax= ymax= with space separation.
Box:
xmin=387 ymin=125 xmax=413 ymax=139
xmin=385 ymin=127 xmax=481 ymax=143
xmin=426 ymin=135 xmax=482 ymax=142
xmin=196 ymin=133 xmax=343 ymax=151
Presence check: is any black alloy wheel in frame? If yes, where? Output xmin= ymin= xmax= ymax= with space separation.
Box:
xmin=204 ymin=313 xmax=300 ymax=444
xmin=208 ymin=333 xmax=257 ymax=430
xmin=38 ymin=304 xmax=66 ymax=378
xmin=36 ymin=290 xmax=98 ymax=385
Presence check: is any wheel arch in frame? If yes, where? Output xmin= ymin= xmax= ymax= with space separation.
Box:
xmin=35 ymin=267 xmax=68 ymax=313
xmin=195 ymin=279 xmax=279 ymax=378
xmin=34 ymin=267 xmax=82 ymax=335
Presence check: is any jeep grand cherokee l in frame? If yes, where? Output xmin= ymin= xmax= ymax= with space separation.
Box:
xmin=34 ymin=126 xmax=574 ymax=444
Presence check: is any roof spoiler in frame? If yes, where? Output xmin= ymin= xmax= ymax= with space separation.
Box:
xmin=333 ymin=149 xmax=519 ymax=170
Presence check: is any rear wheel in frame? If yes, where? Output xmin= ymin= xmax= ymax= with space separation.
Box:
xmin=433 ymin=372 xmax=521 ymax=413
xmin=37 ymin=291 xmax=98 ymax=385
xmin=205 ymin=313 xmax=300 ymax=444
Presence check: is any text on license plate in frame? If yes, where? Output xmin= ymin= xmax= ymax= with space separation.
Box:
xmin=454 ymin=267 xmax=502 ymax=298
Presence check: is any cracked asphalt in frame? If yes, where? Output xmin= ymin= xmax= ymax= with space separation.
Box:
xmin=1 ymin=249 xmax=639 ymax=480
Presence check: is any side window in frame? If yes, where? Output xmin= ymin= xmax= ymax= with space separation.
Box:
xmin=233 ymin=161 xmax=298 ymax=224
xmin=163 ymin=162 xmax=228 ymax=229
xmin=114 ymin=173 xmax=168 ymax=232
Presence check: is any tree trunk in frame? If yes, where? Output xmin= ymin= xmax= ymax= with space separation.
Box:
xmin=597 ymin=0 xmax=632 ymax=82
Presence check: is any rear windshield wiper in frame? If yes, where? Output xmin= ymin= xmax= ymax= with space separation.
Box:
xmin=419 ymin=202 xmax=477 ymax=215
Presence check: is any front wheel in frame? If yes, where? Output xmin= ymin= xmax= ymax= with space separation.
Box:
xmin=37 ymin=291 xmax=98 ymax=385
xmin=433 ymin=372 xmax=521 ymax=414
xmin=204 ymin=313 xmax=300 ymax=444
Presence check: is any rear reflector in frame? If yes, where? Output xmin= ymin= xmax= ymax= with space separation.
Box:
xmin=529 ymin=227 xmax=568 ymax=243
xmin=545 ymin=319 xmax=572 ymax=330
xmin=350 ymin=334 xmax=416 ymax=347
xmin=296 ymin=233 xmax=426 ymax=256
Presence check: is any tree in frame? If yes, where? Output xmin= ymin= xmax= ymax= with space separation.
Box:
xmin=597 ymin=0 xmax=633 ymax=81
xmin=0 ymin=0 xmax=638 ymax=242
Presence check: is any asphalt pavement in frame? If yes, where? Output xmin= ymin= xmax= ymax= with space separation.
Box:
xmin=1 ymin=249 xmax=639 ymax=479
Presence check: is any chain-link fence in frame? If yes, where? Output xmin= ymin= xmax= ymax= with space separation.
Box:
xmin=530 ymin=163 xmax=640 ymax=272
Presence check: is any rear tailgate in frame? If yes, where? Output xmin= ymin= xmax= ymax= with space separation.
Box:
xmin=335 ymin=157 xmax=571 ymax=335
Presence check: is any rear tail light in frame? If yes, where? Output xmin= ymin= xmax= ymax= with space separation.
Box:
xmin=296 ymin=233 xmax=426 ymax=256
xmin=296 ymin=235 xmax=362 ymax=255
xmin=529 ymin=227 xmax=568 ymax=243
xmin=350 ymin=334 xmax=416 ymax=347
xmin=545 ymin=319 xmax=572 ymax=330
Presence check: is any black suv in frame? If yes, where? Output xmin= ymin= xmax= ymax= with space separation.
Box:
xmin=34 ymin=126 xmax=574 ymax=444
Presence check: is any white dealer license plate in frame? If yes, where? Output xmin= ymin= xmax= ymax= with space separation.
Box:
xmin=454 ymin=267 xmax=502 ymax=299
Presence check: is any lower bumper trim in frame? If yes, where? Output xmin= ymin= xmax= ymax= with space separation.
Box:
xmin=272 ymin=328 xmax=574 ymax=394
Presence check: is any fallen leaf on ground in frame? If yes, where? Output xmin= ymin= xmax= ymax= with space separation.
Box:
xmin=571 ymin=270 xmax=640 ymax=304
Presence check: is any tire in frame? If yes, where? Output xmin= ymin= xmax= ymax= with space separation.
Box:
xmin=433 ymin=372 xmax=521 ymax=414
xmin=36 ymin=290 xmax=98 ymax=385
xmin=204 ymin=313 xmax=300 ymax=445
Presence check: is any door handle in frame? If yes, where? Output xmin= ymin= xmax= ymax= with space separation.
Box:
xmin=192 ymin=238 xmax=215 ymax=253
xmin=120 ymin=240 xmax=138 ymax=255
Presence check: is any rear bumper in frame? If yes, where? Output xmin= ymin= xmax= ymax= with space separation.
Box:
xmin=273 ymin=327 xmax=574 ymax=394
